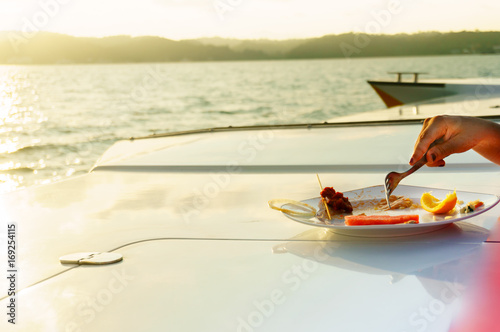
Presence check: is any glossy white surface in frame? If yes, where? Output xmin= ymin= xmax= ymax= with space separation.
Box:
xmin=95 ymin=123 xmax=494 ymax=171
xmin=0 ymin=103 xmax=499 ymax=331
xmin=1 ymin=231 xmax=489 ymax=331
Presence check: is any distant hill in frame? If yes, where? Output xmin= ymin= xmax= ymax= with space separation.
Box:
xmin=287 ymin=31 xmax=500 ymax=59
xmin=189 ymin=37 xmax=306 ymax=56
xmin=0 ymin=32 xmax=268 ymax=64
xmin=0 ymin=31 xmax=499 ymax=64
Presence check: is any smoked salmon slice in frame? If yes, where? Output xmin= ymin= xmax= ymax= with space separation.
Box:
xmin=344 ymin=214 xmax=419 ymax=226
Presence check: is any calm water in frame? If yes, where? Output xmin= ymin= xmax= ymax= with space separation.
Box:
xmin=1 ymin=55 xmax=499 ymax=192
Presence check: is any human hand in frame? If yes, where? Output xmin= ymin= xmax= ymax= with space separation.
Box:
xmin=410 ymin=115 xmax=500 ymax=167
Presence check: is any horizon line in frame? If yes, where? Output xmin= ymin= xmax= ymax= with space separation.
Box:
xmin=1 ymin=29 xmax=499 ymax=42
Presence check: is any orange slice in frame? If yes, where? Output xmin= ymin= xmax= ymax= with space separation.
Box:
xmin=420 ymin=190 xmax=457 ymax=214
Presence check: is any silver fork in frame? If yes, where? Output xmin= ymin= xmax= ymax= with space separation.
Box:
xmin=384 ymin=141 xmax=439 ymax=208
xmin=384 ymin=153 xmax=429 ymax=209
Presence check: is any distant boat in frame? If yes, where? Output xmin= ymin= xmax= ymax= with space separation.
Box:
xmin=367 ymin=72 xmax=500 ymax=108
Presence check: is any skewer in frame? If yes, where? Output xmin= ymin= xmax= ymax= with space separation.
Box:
xmin=316 ymin=174 xmax=332 ymax=220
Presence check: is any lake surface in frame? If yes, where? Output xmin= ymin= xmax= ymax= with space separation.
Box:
xmin=1 ymin=55 xmax=499 ymax=192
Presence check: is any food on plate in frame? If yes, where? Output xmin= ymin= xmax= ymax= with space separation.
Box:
xmin=320 ymin=187 xmax=353 ymax=215
xmin=420 ymin=190 xmax=457 ymax=214
xmin=268 ymin=198 xmax=317 ymax=217
xmin=460 ymin=199 xmax=484 ymax=214
xmin=375 ymin=195 xmax=418 ymax=211
xmin=345 ymin=214 xmax=419 ymax=226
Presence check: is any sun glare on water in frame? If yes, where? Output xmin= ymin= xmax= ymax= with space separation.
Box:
xmin=0 ymin=67 xmax=49 ymax=193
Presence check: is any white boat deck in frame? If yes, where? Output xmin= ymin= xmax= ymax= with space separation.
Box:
xmin=1 ymin=72 xmax=500 ymax=331
xmin=0 ymin=112 xmax=499 ymax=330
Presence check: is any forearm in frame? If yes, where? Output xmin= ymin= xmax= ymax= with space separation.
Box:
xmin=472 ymin=120 xmax=500 ymax=165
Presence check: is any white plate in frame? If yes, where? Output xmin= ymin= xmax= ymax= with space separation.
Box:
xmin=282 ymin=185 xmax=500 ymax=237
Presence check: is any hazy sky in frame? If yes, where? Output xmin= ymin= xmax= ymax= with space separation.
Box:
xmin=0 ymin=0 xmax=499 ymax=40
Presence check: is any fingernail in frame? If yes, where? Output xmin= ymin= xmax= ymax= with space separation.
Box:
xmin=430 ymin=153 xmax=436 ymax=162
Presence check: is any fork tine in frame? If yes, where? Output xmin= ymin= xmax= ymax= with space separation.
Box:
xmin=384 ymin=174 xmax=392 ymax=209
xmin=384 ymin=188 xmax=392 ymax=209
